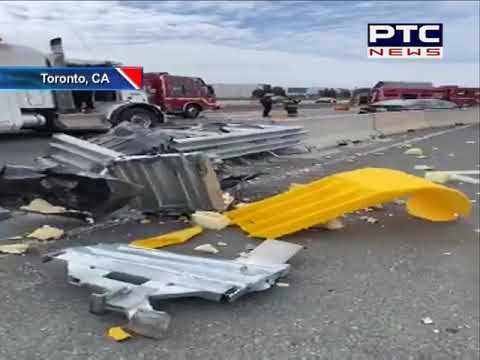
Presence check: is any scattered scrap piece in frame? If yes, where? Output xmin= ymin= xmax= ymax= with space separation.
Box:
xmin=276 ymin=282 xmax=290 ymax=287
xmin=217 ymin=241 xmax=228 ymax=247
xmin=194 ymin=244 xmax=220 ymax=254
xmin=107 ymin=326 xmax=131 ymax=342
xmin=360 ymin=216 xmax=379 ymax=224
xmin=227 ymin=168 xmax=471 ymax=239
xmin=404 ymin=148 xmax=423 ymax=156
xmin=319 ymin=218 xmax=344 ymax=230
xmin=425 ymin=170 xmax=480 ymax=185
xmin=422 ymin=317 xmax=434 ymax=325
xmin=139 ymin=219 xmax=151 ymax=224
xmin=432 ymin=147 xmax=439 ymax=151
xmin=222 ymin=192 xmax=235 ymax=208
xmin=130 ymin=226 xmax=203 ymax=250
xmin=27 ymin=225 xmax=64 ymax=241
xmin=416 ymin=155 xmax=428 ymax=159
xmin=47 ymin=241 xmax=299 ymax=336
xmin=448 ymin=153 xmax=455 ymax=157
xmin=0 ymin=243 xmax=29 ymax=255
xmin=236 ymin=239 xmax=302 ymax=265
xmin=192 ymin=211 xmax=231 ymax=230
xmin=414 ymin=165 xmax=434 ymax=171
xmin=21 ymin=199 xmax=66 ymax=214
xmin=465 ymin=141 xmax=476 ymax=144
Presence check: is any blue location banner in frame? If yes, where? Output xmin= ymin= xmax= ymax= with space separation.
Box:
xmin=0 ymin=66 xmax=143 ymax=90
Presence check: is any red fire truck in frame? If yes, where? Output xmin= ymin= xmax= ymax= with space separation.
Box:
xmin=144 ymin=73 xmax=220 ymax=118
xmin=370 ymin=82 xmax=480 ymax=107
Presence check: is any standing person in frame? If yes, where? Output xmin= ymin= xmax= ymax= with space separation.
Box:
xmin=260 ymin=93 xmax=273 ymax=117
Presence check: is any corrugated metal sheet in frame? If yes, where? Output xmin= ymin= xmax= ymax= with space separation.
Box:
xmin=49 ymin=240 xmax=301 ymax=336
xmin=109 ymin=152 xmax=225 ymax=213
xmin=47 ymin=133 xmax=122 ymax=172
xmin=169 ymin=124 xmax=307 ymax=159
xmin=227 ymin=168 xmax=471 ymax=239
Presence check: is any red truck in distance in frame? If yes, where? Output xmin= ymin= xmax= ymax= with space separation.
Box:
xmin=144 ymin=73 xmax=220 ymax=118
xmin=371 ymin=85 xmax=480 ymax=107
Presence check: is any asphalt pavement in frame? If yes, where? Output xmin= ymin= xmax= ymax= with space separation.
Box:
xmin=0 ymin=124 xmax=478 ymax=360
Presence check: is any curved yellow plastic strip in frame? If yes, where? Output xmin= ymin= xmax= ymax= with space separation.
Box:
xmin=107 ymin=326 xmax=131 ymax=341
xmin=227 ymin=168 xmax=471 ymax=239
xmin=129 ymin=226 xmax=203 ymax=249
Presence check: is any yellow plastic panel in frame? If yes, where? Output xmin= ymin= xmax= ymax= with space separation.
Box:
xmin=129 ymin=226 xmax=203 ymax=249
xmin=227 ymin=168 xmax=471 ymax=239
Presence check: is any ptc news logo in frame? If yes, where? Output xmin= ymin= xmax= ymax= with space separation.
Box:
xmin=368 ymin=23 xmax=443 ymax=59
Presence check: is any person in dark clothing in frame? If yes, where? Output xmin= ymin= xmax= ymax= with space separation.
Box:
xmin=260 ymin=94 xmax=273 ymax=117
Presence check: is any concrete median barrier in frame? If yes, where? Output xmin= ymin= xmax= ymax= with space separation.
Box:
xmin=274 ymin=113 xmax=377 ymax=149
xmin=425 ymin=108 xmax=480 ymax=128
xmin=374 ymin=111 xmax=429 ymax=135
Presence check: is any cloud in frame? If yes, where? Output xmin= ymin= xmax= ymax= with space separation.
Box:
xmin=0 ymin=0 xmax=478 ymax=87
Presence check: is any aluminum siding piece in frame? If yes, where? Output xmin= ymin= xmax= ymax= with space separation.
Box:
xmin=48 ymin=134 xmax=123 ymax=172
xmin=109 ymin=152 xmax=225 ymax=213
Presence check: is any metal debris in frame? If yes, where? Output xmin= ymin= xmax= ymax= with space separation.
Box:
xmin=465 ymin=141 xmax=476 ymax=144
xmin=90 ymin=122 xmax=308 ymax=160
xmin=416 ymin=155 xmax=428 ymax=159
xmin=360 ymin=216 xmax=379 ymax=224
xmin=404 ymin=148 xmax=424 ymax=156
xmin=44 ymin=133 xmax=123 ymax=172
xmin=0 ymin=164 xmax=140 ymax=216
xmin=236 ymin=240 xmax=302 ymax=265
xmin=276 ymin=282 xmax=290 ymax=287
xmin=192 ymin=211 xmax=231 ymax=230
xmin=46 ymin=241 xmax=300 ymax=337
xmin=0 ymin=243 xmax=29 ymax=254
xmin=168 ymin=124 xmax=308 ymax=160
xmin=421 ymin=317 xmax=434 ymax=325
xmin=217 ymin=241 xmax=228 ymax=247
xmin=414 ymin=165 xmax=435 ymax=171
xmin=319 ymin=218 xmax=344 ymax=230
xmin=425 ymin=170 xmax=480 ymax=185
xmin=109 ymin=153 xmax=225 ymax=214
xmin=27 ymin=225 xmax=64 ymax=241
xmin=194 ymin=244 xmax=220 ymax=254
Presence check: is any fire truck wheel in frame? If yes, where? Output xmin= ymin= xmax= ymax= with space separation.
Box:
xmin=119 ymin=108 xmax=158 ymax=128
xmin=184 ymin=104 xmax=201 ymax=119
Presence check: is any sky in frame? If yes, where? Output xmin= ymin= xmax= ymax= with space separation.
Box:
xmin=0 ymin=0 xmax=479 ymax=88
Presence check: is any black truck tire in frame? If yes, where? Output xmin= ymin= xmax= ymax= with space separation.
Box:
xmin=118 ymin=107 xmax=160 ymax=128
xmin=184 ymin=104 xmax=201 ymax=119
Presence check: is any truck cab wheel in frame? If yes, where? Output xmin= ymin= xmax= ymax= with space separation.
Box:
xmin=184 ymin=104 xmax=201 ymax=119
xmin=119 ymin=108 xmax=159 ymax=128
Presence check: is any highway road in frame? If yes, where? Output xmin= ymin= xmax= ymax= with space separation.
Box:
xmin=0 ymin=122 xmax=478 ymax=360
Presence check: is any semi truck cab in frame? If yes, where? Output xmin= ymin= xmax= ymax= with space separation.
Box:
xmin=0 ymin=37 xmax=164 ymax=133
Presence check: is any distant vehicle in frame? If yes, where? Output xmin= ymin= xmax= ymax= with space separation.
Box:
xmin=315 ymin=97 xmax=337 ymax=104
xmin=370 ymin=84 xmax=479 ymax=107
xmin=144 ymin=73 xmax=220 ymax=119
xmin=0 ymin=37 xmax=164 ymax=134
xmin=359 ymin=99 xmax=458 ymax=113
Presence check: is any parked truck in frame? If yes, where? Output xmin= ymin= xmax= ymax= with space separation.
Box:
xmin=370 ymin=84 xmax=479 ymax=107
xmin=144 ymin=72 xmax=220 ymax=119
xmin=0 ymin=37 xmax=164 ymax=134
